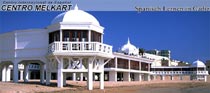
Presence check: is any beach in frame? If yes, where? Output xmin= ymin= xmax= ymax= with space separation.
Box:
xmin=0 ymin=76 xmax=210 ymax=93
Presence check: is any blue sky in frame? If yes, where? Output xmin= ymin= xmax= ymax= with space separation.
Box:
xmin=0 ymin=11 xmax=210 ymax=63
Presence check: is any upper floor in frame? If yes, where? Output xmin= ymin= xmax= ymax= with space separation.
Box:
xmin=0 ymin=5 xmax=113 ymax=61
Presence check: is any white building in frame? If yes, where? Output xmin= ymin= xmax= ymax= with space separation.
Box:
xmin=105 ymin=39 xmax=153 ymax=82
xmin=0 ymin=5 xmax=208 ymax=90
xmin=151 ymin=60 xmax=208 ymax=81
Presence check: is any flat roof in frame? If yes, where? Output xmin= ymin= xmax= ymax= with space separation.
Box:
xmin=152 ymin=66 xmax=190 ymax=68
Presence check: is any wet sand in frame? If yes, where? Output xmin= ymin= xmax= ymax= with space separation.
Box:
xmin=0 ymin=76 xmax=210 ymax=93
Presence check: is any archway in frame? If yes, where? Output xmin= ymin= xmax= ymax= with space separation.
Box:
xmin=19 ymin=60 xmax=45 ymax=84
xmin=0 ymin=61 xmax=13 ymax=82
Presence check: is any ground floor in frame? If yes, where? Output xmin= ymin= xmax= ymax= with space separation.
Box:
xmin=1 ymin=70 xmax=207 ymax=82
xmin=0 ymin=77 xmax=210 ymax=93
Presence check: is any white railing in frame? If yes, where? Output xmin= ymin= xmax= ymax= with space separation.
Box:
xmin=152 ymin=71 xmax=209 ymax=75
xmin=48 ymin=41 xmax=112 ymax=55
xmin=29 ymin=64 xmax=40 ymax=70
xmin=8 ymin=64 xmax=40 ymax=70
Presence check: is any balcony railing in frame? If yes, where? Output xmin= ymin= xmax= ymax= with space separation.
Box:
xmin=29 ymin=64 xmax=40 ymax=70
xmin=8 ymin=64 xmax=40 ymax=70
xmin=152 ymin=71 xmax=209 ymax=75
xmin=48 ymin=41 xmax=112 ymax=55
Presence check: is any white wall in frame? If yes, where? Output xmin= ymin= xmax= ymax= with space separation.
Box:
xmin=15 ymin=29 xmax=48 ymax=58
xmin=144 ymin=53 xmax=170 ymax=67
xmin=0 ymin=32 xmax=15 ymax=59
xmin=144 ymin=53 xmax=169 ymax=60
xmin=0 ymin=29 xmax=48 ymax=60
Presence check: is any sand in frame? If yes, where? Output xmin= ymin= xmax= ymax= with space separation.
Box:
xmin=0 ymin=76 xmax=210 ymax=93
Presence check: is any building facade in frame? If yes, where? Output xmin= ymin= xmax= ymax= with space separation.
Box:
xmin=0 ymin=5 xmax=208 ymax=90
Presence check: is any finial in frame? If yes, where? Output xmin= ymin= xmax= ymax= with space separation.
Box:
xmin=127 ymin=37 xmax=130 ymax=44
xmin=74 ymin=4 xmax=78 ymax=10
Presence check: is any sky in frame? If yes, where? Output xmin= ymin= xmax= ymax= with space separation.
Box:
xmin=0 ymin=11 xmax=210 ymax=63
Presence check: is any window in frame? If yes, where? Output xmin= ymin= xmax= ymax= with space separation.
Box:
xmin=49 ymin=31 xmax=60 ymax=44
xmin=63 ymin=31 xmax=70 ymax=41
xmin=91 ymin=31 xmax=101 ymax=42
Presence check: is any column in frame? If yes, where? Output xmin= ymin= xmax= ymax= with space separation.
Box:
xmin=115 ymin=57 xmax=117 ymax=68
xmin=100 ymin=59 xmax=104 ymax=89
xmin=161 ymin=75 xmax=165 ymax=80
xmin=128 ymin=60 xmax=130 ymax=70
xmin=148 ymin=63 xmax=150 ymax=71
xmin=100 ymin=71 xmax=104 ymax=89
xmin=46 ymin=62 xmax=51 ymax=85
xmin=139 ymin=74 xmax=142 ymax=81
xmin=46 ymin=71 xmax=51 ymax=85
xmin=204 ymin=75 xmax=207 ymax=82
xmin=139 ymin=62 xmax=141 ymax=71
xmin=101 ymin=34 xmax=103 ymax=43
xmin=153 ymin=75 xmax=156 ymax=80
xmin=13 ymin=62 xmax=19 ymax=83
xmin=87 ymin=58 xmax=93 ymax=90
xmin=60 ymin=29 xmax=63 ymax=42
xmin=20 ymin=70 xmax=23 ymax=81
xmin=127 ymin=59 xmax=131 ymax=82
xmin=57 ymin=58 xmax=63 ymax=88
xmin=59 ymin=29 xmax=63 ymax=51
xmin=40 ymin=64 xmax=45 ymax=84
xmin=80 ymin=73 xmax=83 ymax=81
xmin=63 ymin=73 xmax=66 ymax=86
xmin=109 ymin=71 xmax=117 ymax=81
xmin=6 ymin=65 xmax=11 ymax=81
xmin=72 ymin=73 xmax=76 ymax=81
xmin=171 ymin=75 xmax=174 ymax=80
xmin=2 ymin=65 xmax=6 ymax=81
xmin=24 ymin=63 xmax=29 ymax=82
xmin=88 ymin=30 xmax=91 ymax=42
xmin=123 ymin=72 xmax=130 ymax=81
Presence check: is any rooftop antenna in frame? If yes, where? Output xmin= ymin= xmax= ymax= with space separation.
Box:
xmin=74 ymin=4 xmax=78 ymax=10
xmin=127 ymin=37 xmax=130 ymax=44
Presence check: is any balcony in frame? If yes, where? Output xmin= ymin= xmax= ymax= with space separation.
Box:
xmin=48 ymin=41 xmax=113 ymax=57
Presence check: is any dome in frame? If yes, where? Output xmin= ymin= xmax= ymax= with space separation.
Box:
xmin=191 ymin=60 xmax=206 ymax=67
xmin=121 ymin=38 xmax=139 ymax=55
xmin=51 ymin=5 xmax=100 ymax=26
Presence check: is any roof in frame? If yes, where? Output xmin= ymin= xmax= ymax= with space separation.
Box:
xmin=121 ymin=38 xmax=139 ymax=55
xmin=51 ymin=5 xmax=100 ymax=26
xmin=191 ymin=60 xmax=206 ymax=67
